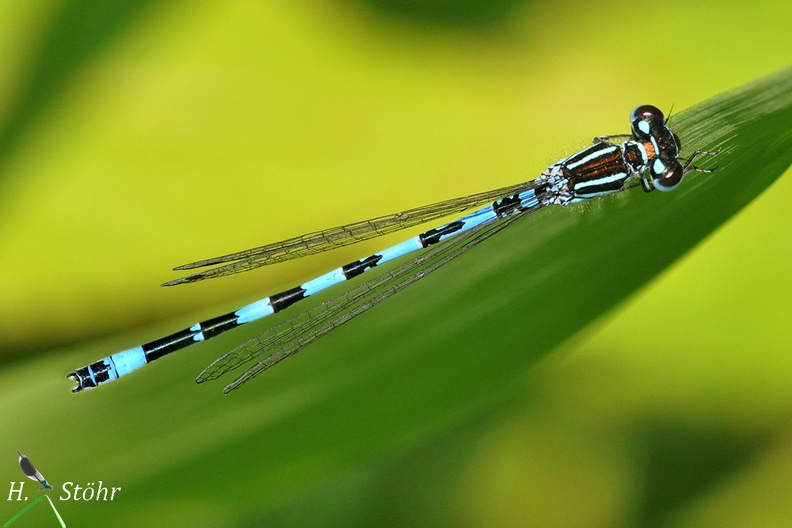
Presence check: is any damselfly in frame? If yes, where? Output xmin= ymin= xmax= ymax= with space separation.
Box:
xmin=67 ymin=105 xmax=717 ymax=394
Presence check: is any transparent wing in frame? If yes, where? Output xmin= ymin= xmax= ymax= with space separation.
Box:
xmin=197 ymin=203 xmax=540 ymax=393
xmin=164 ymin=181 xmax=534 ymax=286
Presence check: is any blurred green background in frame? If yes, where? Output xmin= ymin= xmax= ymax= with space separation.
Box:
xmin=0 ymin=0 xmax=790 ymax=526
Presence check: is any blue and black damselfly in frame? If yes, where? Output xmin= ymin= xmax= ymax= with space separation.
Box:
xmin=67 ymin=105 xmax=717 ymax=394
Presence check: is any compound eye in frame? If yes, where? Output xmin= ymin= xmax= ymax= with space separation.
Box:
xmin=631 ymin=104 xmax=664 ymax=122
xmin=653 ymin=161 xmax=684 ymax=192
xmin=630 ymin=104 xmax=664 ymax=139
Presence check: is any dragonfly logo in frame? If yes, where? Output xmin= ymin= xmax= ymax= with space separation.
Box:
xmin=16 ymin=451 xmax=52 ymax=490
xmin=5 ymin=451 xmax=66 ymax=527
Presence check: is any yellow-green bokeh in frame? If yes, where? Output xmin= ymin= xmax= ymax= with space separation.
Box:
xmin=0 ymin=0 xmax=790 ymax=526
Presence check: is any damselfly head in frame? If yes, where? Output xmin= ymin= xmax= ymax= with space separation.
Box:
xmin=630 ymin=104 xmax=687 ymax=192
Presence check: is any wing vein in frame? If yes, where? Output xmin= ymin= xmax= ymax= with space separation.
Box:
xmin=164 ymin=181 xmax=533 ymax=286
